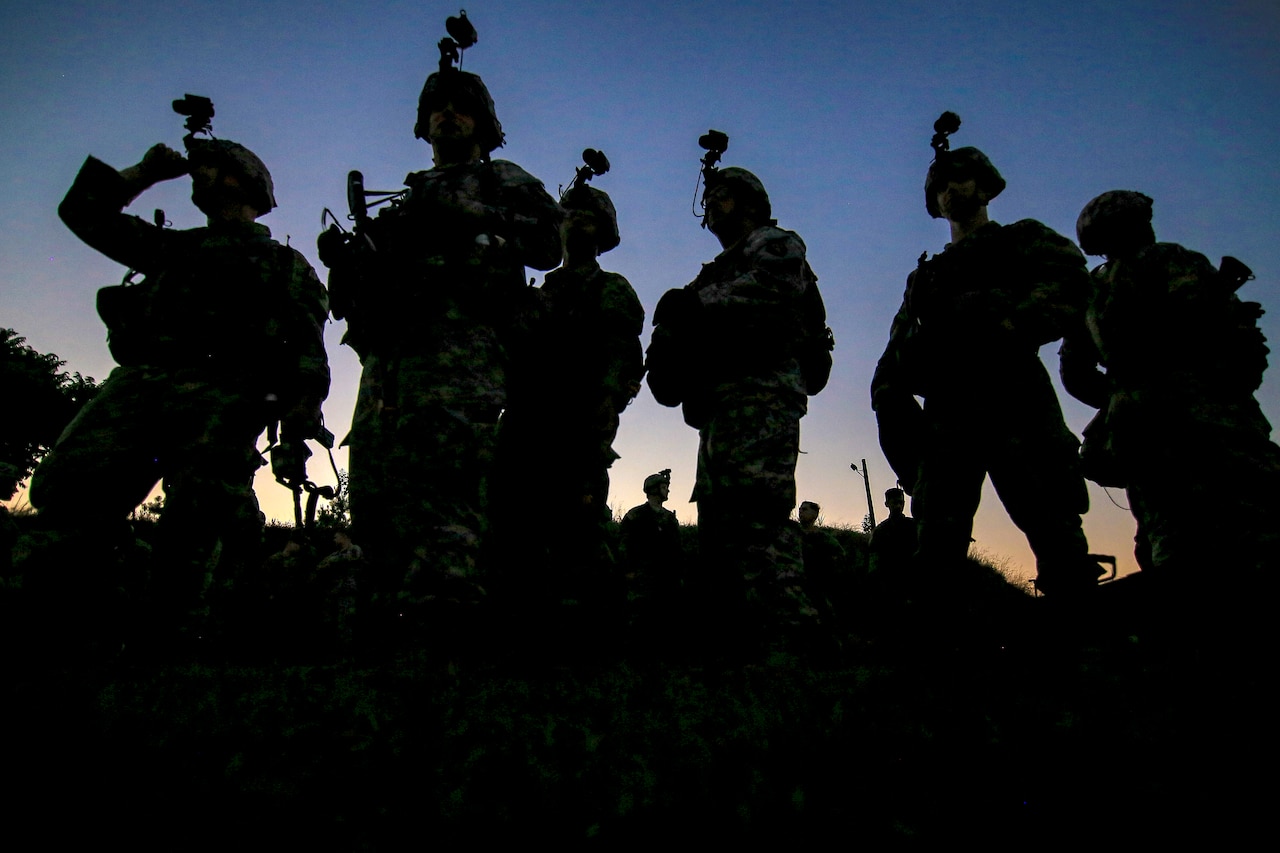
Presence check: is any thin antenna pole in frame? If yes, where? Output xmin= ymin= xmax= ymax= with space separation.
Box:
xmin=851 ymin=459 xmax=877 ymax=529
xmin=861 ymin=458 xmax=876 ymax=528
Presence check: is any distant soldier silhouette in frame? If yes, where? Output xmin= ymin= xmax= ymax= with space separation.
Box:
xmin=318 ymin=529 xmax=364 ymax=569
xmin=620 ymin=469 xmax=682 ymax=580
xmin=313 ymin=529 xmax=363 ymax=654
xmin=490 ymin=149 xmax=643 ymax=586
xmin=796 ymin=500 xmax=849 ymax=621
xmin=868 ymin=488 xmax=918 ymax=574
xmin=871 ymin=112 xmax=1101 ymax=597
xmin=25 ymin=97 xmax=329 ymax=636
xmin=618 ymin=469 xmax=684 ymax=639
xmin=647 ymin=130 xmax=832 ymax=640
xmin=318 ymin=14 xmax=562 ymax=609
xmin=798 ymin=500 xmax=840 ymax=543
xmin=262 ymin=534 xmax=314 ymax=591
xmin=1064 ymin=190 xmax=1280 ymax=580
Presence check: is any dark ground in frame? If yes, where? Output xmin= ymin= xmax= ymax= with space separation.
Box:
xmin=1 ymin=520 xmax=1270 ymax=848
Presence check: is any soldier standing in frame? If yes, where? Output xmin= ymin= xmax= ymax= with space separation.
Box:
xmin=490 ymin=150 xmax=643 ymax=590
xmin=318 ymin=15 xmax=562 ymax=608
xmin=25 ymin=97 xmax=330 ymax=638
xmin=868 ymin=487 xmax=918 ymax=574
xmin=797 ymin=500 xmax=848 ymax=565
xmin=1065 ymin=191 xmax=1280 ymax=581
xmin=870 ymin=112 xmax=1101 ymax=597
xmin=796 ymin=500 xmax=850 ymax=625
xmin=618 ymin=469 xmax=684 ymax=651
xmin=619 ymin=470 xmax=682 ymax=586
xmin=648 ymin=131 xmax=832 ymax=640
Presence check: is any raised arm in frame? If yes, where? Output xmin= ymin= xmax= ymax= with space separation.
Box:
xmin=58 ymin=145 xmax=188 ymax=273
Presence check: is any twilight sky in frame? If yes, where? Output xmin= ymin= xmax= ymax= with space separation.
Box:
xmin=3 ymin=0 xmax=1278 ymax=582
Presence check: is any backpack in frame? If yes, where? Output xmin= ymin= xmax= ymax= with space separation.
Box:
xmin=797 ymin=261 xmax=835 ymax=395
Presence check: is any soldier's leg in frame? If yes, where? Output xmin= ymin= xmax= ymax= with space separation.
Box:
xmin=160 ymin=447 xmax=263 ymax=566
xmin=911 ymin=420 xmax=987 ymax=571
xmin=1217 ymin=414 xmax=1280 ymax=573
xmin=27 ymin=367 xmax=164 ymax=529
xmin=23 ymin=367 xmax=164 ymax=579
xmin=487 ymin=407 xmax=558 ymax=582
xmin=694 ymin=399 xmax=804 ymax=575
xmin=345 ymin=355 xmax=407 ymax=601
xmin=19 ymin=368 xmax=167 ymax=653
xmin=986 ymin=415 xmax=1096 ymax=593
xmin=694 ymin=397 xmax=814 ymax=646
xmin=492 ymin=403 xmax=616 ymax=571
xmin=345 ymin=363 xmax=379 ymax=523
xmin=149 ymin=382 xmax=265 ymax=636
xmin=392 ymin=402 xmax=498 ymax=605
xmin=1131 ymin=422 xmax=1280 ymax=579
xmin=590 ymin=396 xmax=623 ymax=521
xmin=565 ymin=411 xmax=622 ymax=569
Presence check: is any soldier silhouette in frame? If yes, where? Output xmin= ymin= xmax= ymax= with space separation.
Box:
xmin=318 ymin=13 xmax=562 ymax=613
xmin=796 ymin=500 xmax=849 ymax=624
xmin=490 ymin=149 xmax=643 ymax=593
xmin=871 ymin=112 xmax=1101 ymax=597
xmin=620 ymin=470 xmax=682 ymax=582
xmin=647 ymin=130 xmax=832 ymax=645
xmin=1064 ymin=190 xmax=1280 ymax=582
xmin=868 ymin=488 xmax=918 ymax=575
xmin=24 ymin=96 xmax=329 ymax=648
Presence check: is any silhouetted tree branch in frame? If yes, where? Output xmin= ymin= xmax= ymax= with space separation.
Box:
xmin=0 ymin=328 xmax=100 ymax=499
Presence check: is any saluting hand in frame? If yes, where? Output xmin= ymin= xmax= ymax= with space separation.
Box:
xmin=118 ymin=144 xmax=188 ymax=195
xmin=139 ymin=144 xmax=189 ymax=181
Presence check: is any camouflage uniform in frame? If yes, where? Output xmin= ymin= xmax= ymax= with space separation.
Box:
xmin=868 ymin=512 xmax=918 ymax=574
xmin=618 ymin=497 xmax=684 ymax=644
xmin=682 ymin=224 xmax=819 ymax=623
xmin=533 ymin=262 xmax=643 ymax=496
xmin=1065 ymin=194 xmax=1280 ymax=575
xmin=31 ymin=155 xmax=329 ymax=584
xmin=492 ymin=261 xmax=644 ymax=576
xmin=620 ymin=500 xmax=682 ymax=565
xmin=871 ymin=219 xmax=1094 ymax=587
xmin=797 ymin=522 xmax=848 ymax=623
xmin=327 ymin=159 xmax=562 ymax=600
xmin=620 ymin=499 xmax=683 ymax=594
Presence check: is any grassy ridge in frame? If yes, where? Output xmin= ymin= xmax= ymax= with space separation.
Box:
xmin=3 ymin=520 xmax=1268 ymax=846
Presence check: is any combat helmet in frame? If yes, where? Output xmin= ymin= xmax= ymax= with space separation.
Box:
xmin=703 ymin=166 xmax=772 ymax=222
xmin=413 ymin=10 xmax=503 ymax=153
xmin=923 ymin=111 xmax=1005 ymax=219
xmin=1076 ymin=190 xmax=1155 ymax=257
xmin=413 ymin=70 xmax=505 ymax=153
xmin=185 ymin=137 xmax=277 ymax=214
xmin=561 ymin=184 xmax=620 ymax=253
xmin=643 ymin=469 xmax=672 ymax=495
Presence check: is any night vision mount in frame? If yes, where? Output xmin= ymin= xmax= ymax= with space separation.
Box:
xmin=333 ymin=9 xmax=480 ymax=237
xmin=173 ymin=93 xmax=215 ymax=142
xmin=930 ymin=111 xmax=961 ymax=156
xmin=692 ymin=128 xmax=729 ymax=220
xmin=147 ymin=93 xmax=219 ymax=228
xmin=699 ymin=129 xmax=729 ymax=171
xmin=438 ymin=9 xmax=478 ymax=73
xmin=560 ymin=148 xmax=611 ymax=202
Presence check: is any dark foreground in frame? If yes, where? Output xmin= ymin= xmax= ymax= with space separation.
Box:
xmin=2 ymin=537 xmax=1270 ymax=848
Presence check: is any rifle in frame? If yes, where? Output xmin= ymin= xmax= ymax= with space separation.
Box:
xmin=264 ymin=418 xmax=341 ymax=529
